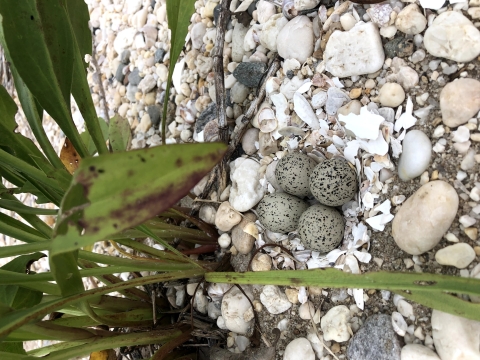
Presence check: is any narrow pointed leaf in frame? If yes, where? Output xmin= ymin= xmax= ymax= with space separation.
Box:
xmin=0 ymin=0 xmax=88 ymax=157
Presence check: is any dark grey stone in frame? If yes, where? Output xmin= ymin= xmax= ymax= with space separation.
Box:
xmin=214 ymin=4 xmax=221 ymax=26
xmin=154 ymin=48 xmax=166 ymax=63
xmin=347 ymin=314 xmax=402 ymax=360
xmin=115 ymin=63 xmax=127 ymax=83
xmin=233 ymin=62 xmax=267 ymax=88
xmin=147 ymin=105 xmax=162 ymax=127
xmin=195 ymin=102 xmax=217 ymax=134
xmin=384 ymin=37 xmax=414 ymax=59
xmin=128 ymin=68 xmax=141 ymax=86
xmin=120 ymin=49 xmax=130 ymax=64
xmin=247 ymin=0 xmax=258 ymax=15
xmin=286 ymin=70 xmax=294 ymax=79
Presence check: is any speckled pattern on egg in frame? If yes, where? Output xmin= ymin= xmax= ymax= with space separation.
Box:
xmin=275 ymin=152 xmax=318 ymax=197
xmin=256 ymin=193 xmax=309 ymax=233
xmin=298 ymin=204 xmax=345 ymax=253
xmin=309 ymin=158 xmax=358 ymax=207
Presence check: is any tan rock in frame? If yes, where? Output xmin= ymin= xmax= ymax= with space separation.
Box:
xmin=440 ymin=78 xmax=480 ymax=128
xmin=392 ymin=181 xmax=459 ymax=255
xmin=231 ymin=212 xmax=257 ymax=255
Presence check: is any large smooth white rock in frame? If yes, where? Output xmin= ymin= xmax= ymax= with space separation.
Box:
xmin=424 ymin=11 xmax=480 ymax=62
xmin=398 ymin=130 xmax=432 ymax=181
xmin=392 ymin=181 xmax=459 ymax=255
xmin=432 ymin=310 xmax=480 ymax=360
xmin=277 ymin=16 xmax=314 ymax=63
xmin=395 ymin=4 xmax=427 ymax=35
xmin=321 ymin=305 xmax=351 ymax=342
xmin=260 ymin=285 xmax=292 ymax=314
xmin=435 ymin=243 xmax=476 ymax=269
xmin=440 ymin=78 xmax=480 ymax=128
xmin=283 ymin=338 xmax=315 ymax=360
xmin=401 ymin=344 xmax=440 ymax=360
xmin=221 ymin=286 xmax=254 ymax=335
xmin=229 ymin=158 xmax=264 ymax=212
xmin=324 ymin=21 xmax=384 ymax=78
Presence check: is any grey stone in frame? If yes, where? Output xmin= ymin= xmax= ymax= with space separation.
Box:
xmin=147 ymin=105 xmax=162 ymax=127
xmin=128 ymin=68 xmax=142 ymax=86
xmin=248 ymin=0 xmax=258 ymax=15
xmin=233 ymin=62 xmax=267 ymax=88
xmin=120 ymin=49 xmax=131 ymax=64
xmin=195 ymin=102 xmax=217 ymax=134
xmin=384 ymin=37 xmax=414 ymax=59
xmin=154 ymin=48 xmax=166 ymax=63
xmin=126 ymin=84 xmax=138 ymax=102
xmin=115 ymin=63 xmax=127 ymax=83
xmin=347 ymin=314 xmax=402 ymax=360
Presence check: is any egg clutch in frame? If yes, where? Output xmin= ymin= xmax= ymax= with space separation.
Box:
xmin=256 ymin=152 xmax=358 ymax=253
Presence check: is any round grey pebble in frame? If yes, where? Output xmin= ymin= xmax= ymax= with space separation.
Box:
xmin=347 ymin=314 xmax=401 ymax=360
xmin=309 ymin=158 xmax=357 ymax=207
xmin=297 ymin=204 xmax=344 ymax=253
xmin=256 ymin=193 xmax=309 ymax=233
xmin=275 ymin=152 xmax=317 ymax=197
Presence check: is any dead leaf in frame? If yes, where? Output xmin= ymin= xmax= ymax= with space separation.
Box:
xmin=89 ymin=349 xmax=116 ymax=360
xmin=60 ymin=137 xmax=81 ymax=174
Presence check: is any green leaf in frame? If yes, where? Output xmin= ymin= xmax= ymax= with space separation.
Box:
xmin=108 ymin=115 xmax=131 ymax=152
xmin=162 ymin=0 xmax=196 ymax=142
xmin=0 ymin=342 xmax=26 ymax=355
xmin=64 ymin=0 xmax=91 ymax=61
xmin=0 ymin=199 xmax=57 ymax=215
xmin=206 ymin=269 xmax=480 ymax=322
xmin=0 ymin=0 xmax=88 ymax=158
xmin=0 ymin=85 xmax=48 ymax=169
xmin=81 ymin=119 xmax=109 ymax=156
xmin=51 ymin=143 xmax=226 ymax=255
xmin=0 ymin=212 xmax=49 ymax=243
xmin=0 ymin=253 xmax=45 ymax=310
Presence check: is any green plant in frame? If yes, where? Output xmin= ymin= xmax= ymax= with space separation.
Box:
xmin=0 ymin=0 xmax=479 ymax=359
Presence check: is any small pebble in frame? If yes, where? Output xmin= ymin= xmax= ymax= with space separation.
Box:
xmin=435 ymin=243 xmax=476 ymax=269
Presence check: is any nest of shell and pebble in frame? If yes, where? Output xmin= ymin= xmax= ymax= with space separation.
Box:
xmin=4 ymin=0 xmax=479 ymax=358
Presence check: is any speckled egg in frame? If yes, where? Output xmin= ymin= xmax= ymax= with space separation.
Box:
xmin=298 ymin=204 xmax=345 ymax=253
xmin=275 ymin=152 xmax=317 ymax=197
xmin=256 ymin=193 xmax=309 ymax=233
xmin=309 ymin=158 xmax=357 ymax=207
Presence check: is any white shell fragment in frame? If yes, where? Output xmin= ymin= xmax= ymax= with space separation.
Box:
xmin=294 ymin=92 xmax=320 ymax=129
xmin=258 ymin=107 xmax=278 ymax=133
xmin=339 ymin=107 xmax=385 ymax=140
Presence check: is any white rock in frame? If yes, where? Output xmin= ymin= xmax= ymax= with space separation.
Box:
xmin=440 ymin=78 xmax=480 ymax=128
xmin=257 ymin=0 xmax=276 ymax=24
xmin=138 ymin=74 xmax=156 ymax=94
xmin=392 ymin=181 xmax=459 ymax=255
xmin=401 ymin=344 xmax=440 ymax=360
xmin=340 ymin=13 xmax=357 ymax=31
xmin=395 ymin=4 xmax=427 ymax=35
xmin=125 ymin=0 xmax=142 ymax=14
xmin=208 ymin=301 xmax=222 ymax=320
xmin=397 ymin=299 xmax=414 ymax=318
xmin=137 ymin=113 xmax=152 ymax=133
xmin=295 ymin=0 xmax=321 ymax=11
xmin=231 ymin=212 xmax=257 ymax=254
xmin=299 ymin=301 xmax=316 ymax=319
xmin=230 ymin=82 xmax=249 ymax=104
xmin=215 ymin=201 xmax=242 ymax=232
xmin=397 ymin=66 xmax=419 ymax=91
xmin=191 ymin=22 xmax=206 ymax=50
xmin=221 ymin=286 xmax=254 ymax=335
xmin=378 ymin=83 xmax=406 ymax=107
xmin=294 ymin=92 xmax=320 ymax=129
xmin=452 ymin=126 xmax=471 ymax=142
xmin=132 ymin=8 xmax=148 ymax=30
xmin=251 ymin=253 xmax=272 ymax=271
xmin=232 ymin=23 xmax=249 ymax=62
xmin=324 ymin=22 xmax=384 ymax=78
xmin=277 ymin=16 xmax=314 ymax=64
xmin=260 ymin=14 xmax=288 ymax=52
xmin=229 ymin=158 xmax=264 ymax=212
xmin=260 ymin=285 xmax=292 ymax=314
xmin=114 ymin=28 xmax=137 ymax=56
xmin=242 ymin=128 xmax=260 ymax=155
xmin=392 ymin=312 xmax=408 ymax=336
xmin=321 ymin=305 xmax=351 ymax=342
xmin=424 ymin=11 xmax=480 ymax=62
xmin=218 ymin=233 xmax=232 ymax=248
xmin=380 ymin=25 xmax=398 ymax=38
xmin=461 ymin=149 xmax=476 ymax=171
xmin=435 ymin=243 xmax=476 ymax=269
xmin=283 ymin=338 xmax=315 ymax=360
xmin=398 ymin=130 xmax=432 ymax=181
xmin=199 ymin=205 xmax=216 ymax=225
xmin=194 ymin=291 xmax=208 ymax=314
xmin=420 ymin=0 xmax=445 ymax=9
xmin=432 ymin=310 xmax=480 ymax=360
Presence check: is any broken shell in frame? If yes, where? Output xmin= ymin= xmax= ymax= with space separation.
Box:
xmin=243 ymin=222 xmax=259 ymax=239
xmin=283 ymin=0 xmax=297 ymax=20
xmin=258 ymin=107 xmax=278 ymax=133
